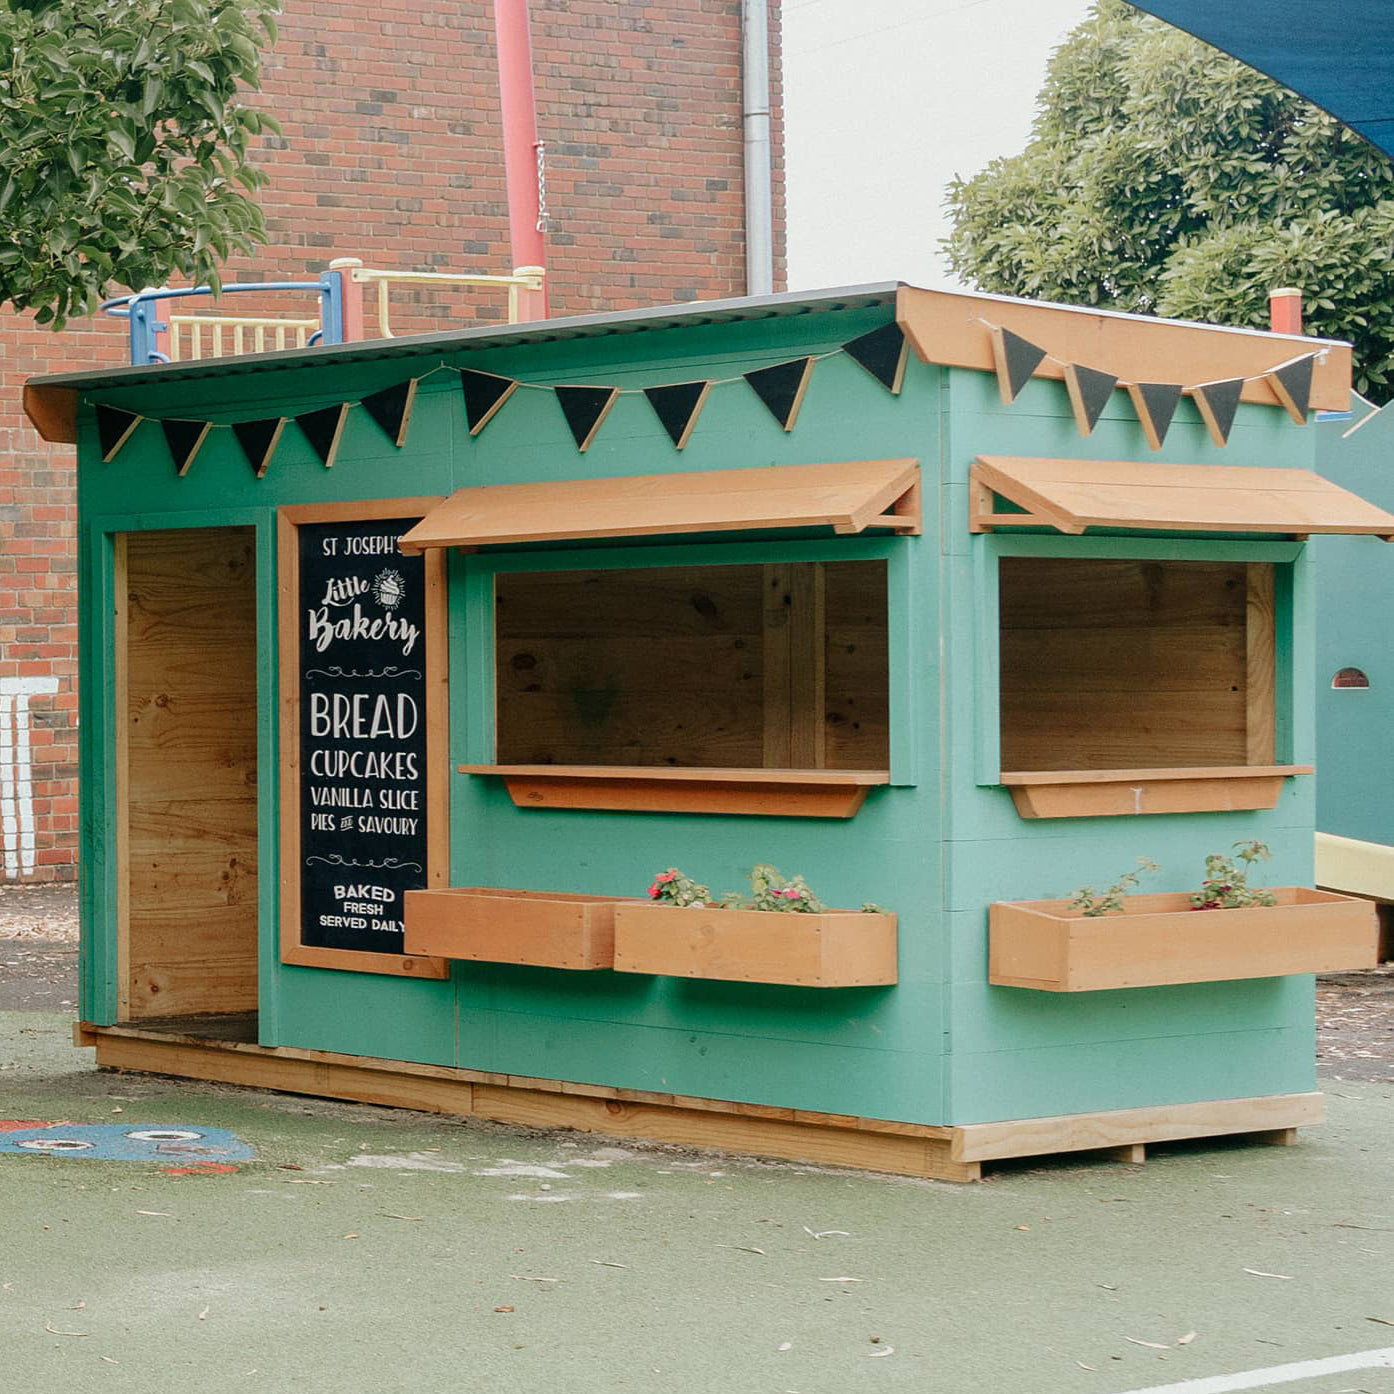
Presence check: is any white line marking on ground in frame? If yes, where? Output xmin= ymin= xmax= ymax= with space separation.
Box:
xmin=1114 ymin=1345 xmax=1394 ymax=1394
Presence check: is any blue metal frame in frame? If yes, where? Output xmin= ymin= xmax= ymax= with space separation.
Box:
xmin=102 ymin=273 xmax=344 ymax=364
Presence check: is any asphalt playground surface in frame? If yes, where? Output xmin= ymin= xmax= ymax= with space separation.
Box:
xmin=2 ymin=885 xmax=1392 ymax=1392
xmin=0 ymin=1008 xmax=1390 ymax=1394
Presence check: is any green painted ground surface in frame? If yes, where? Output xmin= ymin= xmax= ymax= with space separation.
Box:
xmin=2 ymin=1011 xmax=1391 ymax=1394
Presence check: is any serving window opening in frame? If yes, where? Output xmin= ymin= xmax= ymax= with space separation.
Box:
xmin=990 ymin=555 xmax=1310 ymax=819
xmin=493 ymin=560 xmax=890 ymax=774
xmin=998 ymin=557 xmax=1275 ymax=772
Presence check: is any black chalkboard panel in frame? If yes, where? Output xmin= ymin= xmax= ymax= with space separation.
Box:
xmin=279 ymin=504 xmax=446 ymax=975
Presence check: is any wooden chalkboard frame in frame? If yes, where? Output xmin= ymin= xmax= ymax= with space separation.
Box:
xmin=278 ymin=500 xmax=450 ymax=979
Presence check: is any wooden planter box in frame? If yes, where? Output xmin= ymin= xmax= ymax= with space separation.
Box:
xmin=403 ymin=888 xmax=637 ymax=971
xmin=989 ymin=888 xmax=1379 ymax=992
xmin=612 ymin=904 xmax=898 ymax=987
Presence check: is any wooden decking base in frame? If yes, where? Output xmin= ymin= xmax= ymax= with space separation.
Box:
xmin=76 ymin=1022 xmax=1323 ymax=1183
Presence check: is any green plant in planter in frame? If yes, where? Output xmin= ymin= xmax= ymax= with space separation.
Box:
xmin=1067 ymin=842 xmax=1279 ymax=916
xmin=1069 ymin=858 xmax=1159 ymax=917
xmin=1189 ymin=841 xmax=1277 ymax=911
xmin=645 ymin=865 xmax=882 ymax=913
xmin=647 ymin=869 xmax=714 ymax=907
xmin=737 ymin=864 xmax=827 ymax=914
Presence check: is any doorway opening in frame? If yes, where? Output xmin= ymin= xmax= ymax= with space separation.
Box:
xmin=115 ymin=527 xmax=259 ymax=1041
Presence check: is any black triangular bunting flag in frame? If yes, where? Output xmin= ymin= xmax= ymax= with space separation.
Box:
xmin=1266 ymin=354 xmax=1315 ymax=425
xmin=361 ymin=380 xmax=417 ymax=447
xmin=554 ymin=384 xmax=619 ymax=452
xmin=643 ymin=381 xmax=711 ymax=450
xmin=96 ymin=405 xmax=141 ymax=463
xmin=843 ymin=322 xmax=908 ymax=394
xmin=990 ymin=326 xmax=1047 ymax=404
xmin=1063 ymin=363 xmax=1118 ymax=436
xmin=1126 ymin=382 xmax=1183 ymax=451
xmin=744 ymin=357 xmax=815 ymax=431
xmin=296 ymin=403 xmax=350 ymax=468
xmin=161 ymin=418 xmax=211 ymax=477
xmin=1190 ymin=377 xmax=1245 ymax=447
xmin=233 ymin=418 xmax=287 ymax=478
xmin=459 ymin=368 xmax=517 ymax=436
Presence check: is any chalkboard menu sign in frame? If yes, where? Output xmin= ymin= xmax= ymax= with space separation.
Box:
xmin=278 ymin=502 xmax=448 ymax=978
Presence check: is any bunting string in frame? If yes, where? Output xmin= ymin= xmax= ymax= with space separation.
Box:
xmin=90 ymin=312 xmax=1325 ymax=476
xmin=91 ymin=340 xmax=872 ymax=474
xmin=975 ymin=316 xmax=1326 ymax=448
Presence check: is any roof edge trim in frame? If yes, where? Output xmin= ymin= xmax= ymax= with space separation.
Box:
xmin=24 ymin=383 xmax=78 ymax=445
xmin=896 ymin=287 xmax=1351 ymax=412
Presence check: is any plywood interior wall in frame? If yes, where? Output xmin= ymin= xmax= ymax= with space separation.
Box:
xmin=495 ymin=561 xmax=888 ymax=770
xmin=999 ymin=558 xmax=1275 ymax=772
xmin=118 ymin=527 xmax=259 ymax=1020
xmin=822 ymin=560 xmax=890 ymax=770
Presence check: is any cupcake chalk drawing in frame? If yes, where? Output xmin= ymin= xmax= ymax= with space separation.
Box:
xmin=373 ymin=568 xmax=406 ymax=611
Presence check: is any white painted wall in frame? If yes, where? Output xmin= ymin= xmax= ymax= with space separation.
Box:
xmin=0 ymin=676 xmax=60 ymax=879
xmin=783 ymin=0 xmax=1093 ymax=290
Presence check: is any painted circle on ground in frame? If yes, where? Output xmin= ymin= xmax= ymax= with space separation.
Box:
xmin=17 ymin=1138 xmax=94 ymax=1151
xmin=125 ymin=1129 xmax=205 ymax=1142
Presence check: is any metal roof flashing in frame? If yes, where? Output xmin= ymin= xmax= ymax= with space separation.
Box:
xmin=21 ymin=282 xmax=905 ymax=445
xmin=28 ymin=283 xmax=905 ymax=395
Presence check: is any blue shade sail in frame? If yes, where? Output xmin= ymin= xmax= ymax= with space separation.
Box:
xmin=1127 ymin=3 xmax=1394 ymax=157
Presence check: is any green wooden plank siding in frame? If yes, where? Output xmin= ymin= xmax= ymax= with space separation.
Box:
xmin=77 ymin=307 xmax=953 ymax=1120
xmin=1314 ymin=407 xmax=1394 ymax=846
xmin=941 ymin=364 xmax=1324 ymax=1123
xmin=72 ymin=301 xmax=1333 ymax=1130
xmin=273 ymin=966 xmax=460 ymax=1066
xmin=456 ymin=1009 xmax=945 ymax=1120
xmin=944 ymin=1026 xmax=1314 ymax=1126
xmin=76 ymin=525 xmax=114 ymax=1023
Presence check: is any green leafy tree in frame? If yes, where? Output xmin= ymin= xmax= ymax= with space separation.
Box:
xmin=0 ymin=0 xmax=280 ymax=327
xmin=944 ymin=0 xmax=1394 ymax=397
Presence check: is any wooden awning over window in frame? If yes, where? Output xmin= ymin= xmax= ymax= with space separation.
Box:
xmin=397 ymin=458 xmax=921 ymax=553
xmin=971 ymin=456 xmax=1394 ymax=538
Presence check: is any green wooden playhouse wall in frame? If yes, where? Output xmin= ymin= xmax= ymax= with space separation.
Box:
xmin=75 ymin=301 xmax=1325 ymax=1128
xmin=940 ymin=367 xmax=1317 ymax=1124
xmin=1314 ymin=406 xmax=1394 ymax=848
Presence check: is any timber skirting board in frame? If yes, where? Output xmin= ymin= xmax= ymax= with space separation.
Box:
xmin=75 ymin=1023 xmax=1323 ymax=1183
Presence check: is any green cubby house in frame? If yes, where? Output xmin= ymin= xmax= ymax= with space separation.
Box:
xmin=27 ymin=282 xmax=1387 ymax=1180
xmin=1312 ymin=400 xmax=1394 ymax=957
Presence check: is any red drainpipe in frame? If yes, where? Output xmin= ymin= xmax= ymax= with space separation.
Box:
xmin=493 ymin=0 xmax=549 ymax=321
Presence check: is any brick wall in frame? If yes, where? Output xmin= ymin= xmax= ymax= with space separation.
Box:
xmin=0 ymin=0 xmax=784 ymax=882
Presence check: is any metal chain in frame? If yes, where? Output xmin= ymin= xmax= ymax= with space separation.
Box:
xmin=535 ymin=140 xmax=549 ymax=232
